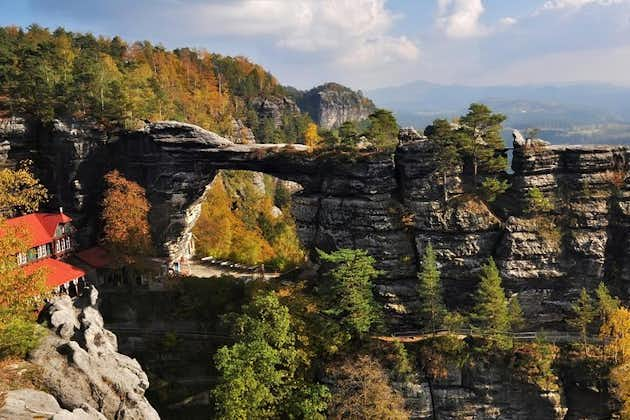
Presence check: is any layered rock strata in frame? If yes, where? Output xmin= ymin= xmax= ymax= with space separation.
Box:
xmin=1 ymin=119 xmax=628 ymax=327
xmin=297 ymin=82 xmax=376 ymax=129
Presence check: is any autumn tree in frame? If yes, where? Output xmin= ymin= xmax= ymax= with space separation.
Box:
xmin=213 ymin=291 xmax=329 ymax=419
xmin=0 ymin=163 xmax=48 ymax=357
xmin=417 ymin=244 xmax=447 ymax=332
xmin=304 ymin=122 xmax=321 ymax=150
xmin=0 ymin=223 xmax=47 ymax=324
xmin=610 ymin=362 xmax=630 ymax=419
xmin=0 ymin=163 xmax=48 ymax=218
xmin=600 ymin=307 xmax=630 ymax=365
xmin=600 ymin=306 xmax=630 ymax=417
xmin=101 ymin=170 xmax=152 ymax=265
xmin=317 ymin=248 xmax=382 ymax=338
xmin=327 ymin=354 xmax=409 ymax=420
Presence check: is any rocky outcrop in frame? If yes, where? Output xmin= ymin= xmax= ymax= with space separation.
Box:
xmin=0 ymin=389 xmax=107 ymax=419
xmin=28 ymin=287 xmax=159 ymax=420
xmin=297 ymin=82 xmax=376 ymax=129
xmin=250 ymin=96 xmax=300 ymax=128
xmin=396 ymin=361 xmax=567 ymax=420
xmin=1 ymin=118 xmax=629 ymax=328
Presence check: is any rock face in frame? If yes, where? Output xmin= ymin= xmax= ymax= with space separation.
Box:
xmin=0 ymin=389 xmax=107 ymax=420
xmin=250 ymin=95 xmax=300 ymax=128
xmin=297 ymin=82 xmax=376 ymax=129
xmin=396 ymin=361 xmax=567 ymax=420
xmin=1 ymin=118 xmax=629 ymax=328
xmin=28 ymin=287 xmax=159 ymax=420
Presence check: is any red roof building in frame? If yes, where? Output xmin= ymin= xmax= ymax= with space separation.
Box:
xmin=23 ymin=258 xmax=86 ymax=289
xmin=76 ymin=246 xmax=112 ymax=269
xmin=4 ymin=209 xmax=87 ymax=294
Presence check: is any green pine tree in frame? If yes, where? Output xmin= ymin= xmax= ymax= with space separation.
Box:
xmin=417 ymin=244 xmax=447 ymax=332
xmin=567 ymin=288 xmax=596 ymax=356
xmin=425 ymin=119 xmax=463 ymax=202
xmin=595 ymin=281 xmax=619 ymax=323
xmin=317 ymin=248 xmax=383 ymax=338
xmin=471 ymin=257 xmax=511 ymax=348
xmin=508 ymin=295 xmax=525 ymax=331
xmin=458 ymin=103 xmax=507 ymax=188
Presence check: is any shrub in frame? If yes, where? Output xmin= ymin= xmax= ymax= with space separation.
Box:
xmin=0 ymin=319 xmax=46 ymax=359
xmin=480 ymin=178 xmax=509 ymax=203
xmin=525 ymin=187 xmax=554 ymax=214
xmin=511 ymin=341 xmax=560 ymax=391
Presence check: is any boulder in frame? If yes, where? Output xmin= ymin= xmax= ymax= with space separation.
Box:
xmin=29 ymin=287 xmax=159 ymax=420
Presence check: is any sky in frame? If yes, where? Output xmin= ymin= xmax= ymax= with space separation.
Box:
xmin=2 ymin=0 xmax=630 ymax=91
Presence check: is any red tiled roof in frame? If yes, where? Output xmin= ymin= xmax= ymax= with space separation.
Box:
xmin=76 ymin=246 xmax=111 ymax=269
xmin=23 ymin=257 xmax=86 ymax=289
xmin=5 ymin=212 xmax=72 ymax=247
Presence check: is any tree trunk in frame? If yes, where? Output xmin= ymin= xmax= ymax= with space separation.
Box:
xmin=442 ymin=171 xmax=448 ymax=203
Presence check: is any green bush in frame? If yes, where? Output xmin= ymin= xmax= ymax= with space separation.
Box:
xmin=0 ymin=319 xmax=46 ymax=359
xmin=511 ymin=341 xmax=560 ymax=391
xmin=480 ymin=178 xmax=509 ymax=203
xmin=525 ymin=187 xmax=554 ymax=214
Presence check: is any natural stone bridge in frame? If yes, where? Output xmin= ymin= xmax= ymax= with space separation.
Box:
xmin=4 ymin=119 xmax=630 ymax=328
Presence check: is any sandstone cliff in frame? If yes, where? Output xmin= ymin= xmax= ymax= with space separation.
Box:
xmin=1 ymin=119 xmax=628 ymax=330
xmin=8 ymin=287 xmax=160 ymax=420
xmin=297 ymin=82 xmax=376 ymax=129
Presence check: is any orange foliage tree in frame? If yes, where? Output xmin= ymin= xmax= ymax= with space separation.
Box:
xmin=101 ymin=170 xmax=152 ymax=265
xmin=0 ymin=223 xmax=47 ymax=323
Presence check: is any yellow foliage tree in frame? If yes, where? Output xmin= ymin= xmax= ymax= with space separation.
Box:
xmin=611 ymin=362 xmax=630 ymax=419
xmin=101 ymin=170 xmax=152 ymax=266
xmin=0 ymin=222 xmax=47 ymax=324
xmin=0 ymin=163 xmax=48 ymax=218
xmin=193 ymin=176 xmax=235 ymax=260
xmin=304 ymin=122 xmax=321 ymax=150
xmin=601 ymin=307 xmax=630 ymax=418
xmin=600 ymin=307 xmax=630 ymax=365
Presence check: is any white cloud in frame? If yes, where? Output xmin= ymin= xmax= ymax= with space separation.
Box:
xmin=163 ymin=0 xmax=419 ymax=68
xmin=500 ymin=17 xmax=518 ymax=26
xmin=436 ymin=0 xmax=487 ymax=38
xmin=538 ymin=0 xmax=626 ymax=12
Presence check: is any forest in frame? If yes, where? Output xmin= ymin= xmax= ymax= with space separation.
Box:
xmin=0 ymin=24 xmax=311 ymax=143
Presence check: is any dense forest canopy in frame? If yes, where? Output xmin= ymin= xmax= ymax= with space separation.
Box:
xmin=0 ymin=24 xmax=312 ymax=143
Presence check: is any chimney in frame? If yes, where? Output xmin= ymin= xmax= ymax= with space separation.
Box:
xmin=59 ymin=207 xmax=64 ymax=214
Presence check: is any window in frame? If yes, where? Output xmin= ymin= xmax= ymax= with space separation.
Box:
xmin=65 ymin=237 xmax=71 ymax=250
xmin=17 ymin=253 xmax=27 ymax=265
xmin=37 ymin=244 xmax=47 ymax=259
xmin=55 ymin=240 xmax=60 ymax=254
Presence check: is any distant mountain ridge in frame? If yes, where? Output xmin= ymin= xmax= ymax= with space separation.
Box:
xmin=368 ymin=80 xmax=630 ymax=145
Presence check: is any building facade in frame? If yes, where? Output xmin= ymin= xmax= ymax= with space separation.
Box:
xmin=6 ymin=209 xmax=87 ymax=296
